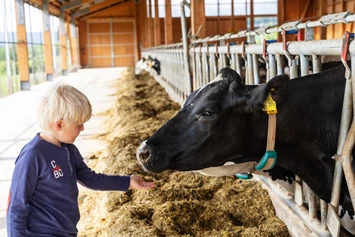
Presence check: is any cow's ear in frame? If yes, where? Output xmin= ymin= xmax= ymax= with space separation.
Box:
xmin=265 ymin=74 xmax=289 ymax=103
xmin=220 ymin=67 xmax=243 ymax=86
xmin=248 ymin=74 xmax=289 ymax=110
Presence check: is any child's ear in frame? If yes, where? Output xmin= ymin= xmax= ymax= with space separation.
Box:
xmin=55 ymin=120 xmax=63 ymax=131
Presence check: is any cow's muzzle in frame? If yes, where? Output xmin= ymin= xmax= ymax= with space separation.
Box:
xmin=136 ymin=140 xmax=171 ymax=173
xmin=136 ymin=141 xmax=151 ymax=167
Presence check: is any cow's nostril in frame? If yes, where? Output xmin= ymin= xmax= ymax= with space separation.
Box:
xmin=139 ymin=150 xmax=151 ymax=162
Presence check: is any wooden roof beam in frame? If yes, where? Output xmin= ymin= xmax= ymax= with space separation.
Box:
xmin=61 ymin=0 xmax=82 ymax=11
xmin=60 ymin=0 xmax=102 ymax=11
xmin=24 ymin=0 xmax=60 ymax=16
xmin=73 ymin=0 xmax=129 ymax=19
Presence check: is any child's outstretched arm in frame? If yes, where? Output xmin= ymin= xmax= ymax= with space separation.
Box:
xmin=130 ymin=175 xmax=155 ymax=190
xmin=73 ymin=145 xmax=154 ymax=191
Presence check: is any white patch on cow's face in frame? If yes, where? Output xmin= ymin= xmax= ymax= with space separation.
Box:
xmin=135 ymin=59 xmax=150 ymax=75
xmin=195 ymin=74 xmax=225 ymax=97
xmin=136 ymin=140 xmax=150 ymax=172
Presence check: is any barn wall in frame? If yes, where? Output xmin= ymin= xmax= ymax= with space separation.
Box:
xmin=78 ymin=21 xmax=88 ymax=67
xmin=206 ymin=17 xmax=247 ymax=36
xmin=173 ymin=17 xmax=191 ymax=43
xmin=78 ymin=1 xmax=137 ymax=68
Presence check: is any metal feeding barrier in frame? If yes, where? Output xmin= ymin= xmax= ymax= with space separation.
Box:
xmin=141 ymin=9 xmax=355 ymax=237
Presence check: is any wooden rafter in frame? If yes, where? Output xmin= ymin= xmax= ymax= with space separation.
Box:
xmin=24 ymin=0 xmax=61 ymax=15
xmin=300 ymin=0 xmax=311 ymax=20
xmin=74 ymin=0 xmax=129 ymax=19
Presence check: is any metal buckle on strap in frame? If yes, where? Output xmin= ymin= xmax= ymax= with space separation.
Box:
xmin=340 ymin=31 xmax=354 ymax=80
xmin=235 ymin=173 xmax=253 ymax=179
xmin=255 ymin=150 xmax=277 ymax=170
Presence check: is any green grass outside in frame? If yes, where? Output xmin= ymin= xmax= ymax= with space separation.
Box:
xmin=0 ymin=73 xmax=20 ymax=98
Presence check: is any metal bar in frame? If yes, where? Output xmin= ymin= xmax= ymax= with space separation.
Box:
xmin=252 ymin=54 xmax=260 ymax=84
xmin=180 ymin=0 xmax=192 ymax=94
xmin=269 ymin=54 xmax=276 ymax=79
xmin=235 ymin=53 xmax=242 ymax=79
xmin=191 ymin=11 xmax=355 ymax=44
xmin=2 ymin=0 xmax=13 ymax=95
xmin=320 ymin=199 xmax=327 ymax=229
xmin=312 ymin=55 xmax=321 ymax=73
xmin=299 ymin=54 xmax=309 ymax=76
xmin=339 ymin=56 xmax=355 ymax=211
xmin=305 ymin=183 xmax=317 ymax=219
xmin=276 ymin=54 xmax=284 ymax=76
xmin=246 ymin=53 xmax=253 ymax=85
xmin=202 ymin=42 xmax=209 ymax=85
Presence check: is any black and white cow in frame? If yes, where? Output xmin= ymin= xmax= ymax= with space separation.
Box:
xmin=135 ymin=56 xmax=161 ymax=75
xmin=135 ymin=57 xmax=150 ymax=75
xmin=136 ymin=64 xmax=355 ymax=235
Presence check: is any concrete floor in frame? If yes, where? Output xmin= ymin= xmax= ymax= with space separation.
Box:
xmin=0 ymin=67 xmax=125 ymax=236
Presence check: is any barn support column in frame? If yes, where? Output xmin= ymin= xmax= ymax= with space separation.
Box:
xmin=319 ymin=0 xmax=327 ymax=39
xmin=146 ymin=0 xmax=152 ymax=47
xmin=43 ymin=0 xmax=54 ymax=81
xmin=59 ymin=9 xmax=68 ymax=75
xmin=154 ymin=0 xmax=161 ymax=46
xmin=190 ymin=0 xmax=206 ymax=39
xmin=134 ymin=2 xmax=142 ymax=58
xmin=250 ymin=0 xmax=254 ymax=30
xmin=148 ymin=0 xmax=154 ymax=47
xmin=278 ymin=0 xmax=285 ymax=40
xmin=69 ymin=19 xmax=79 ymax=71
xmin=141 ymin=0 xmax=148 ymax=49
xmin=15 ymin=0 xmax=30 ymax=90
xmin=164 ymin=0 xmax=173 ymax=44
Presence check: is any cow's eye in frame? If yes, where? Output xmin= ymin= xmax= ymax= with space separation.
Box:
xmin=202 ymin=110 xmax=213 ymax=117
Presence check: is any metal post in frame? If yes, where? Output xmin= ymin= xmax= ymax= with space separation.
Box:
xmin=2 ymin=0 xmax=13 ymax=95
xmin=269 ymin=54 xmax=276 ymax=79
xmin=180 ymin=0 xmax=192 ymax=93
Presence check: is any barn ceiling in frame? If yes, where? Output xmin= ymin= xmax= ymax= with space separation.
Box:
xmin=24 ymin=0 xmax=130 ymax=21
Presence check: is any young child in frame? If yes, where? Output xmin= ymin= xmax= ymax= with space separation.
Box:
xmin=6 ymin=83 xmax=154 ymax=236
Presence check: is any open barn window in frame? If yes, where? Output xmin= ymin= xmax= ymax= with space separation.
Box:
xmin=171 ymin=0 xmax=191 ymax=17
xmin=24 ymin=3 xmax=46 ymax=87
xmin=0 ymin=0 xmax=18 ymax=97
xmin=204 ymin=0 xmax=278 ymax=35
xmin=156 ymin=0 xmax=191 ymax=18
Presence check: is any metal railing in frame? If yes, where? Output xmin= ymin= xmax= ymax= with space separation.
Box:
xmin=141 ymin=10 xmax=355 ymax=237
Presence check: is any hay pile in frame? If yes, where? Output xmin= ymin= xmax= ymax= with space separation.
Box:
xmin=77 ymin=68 xmax=290 ymax=237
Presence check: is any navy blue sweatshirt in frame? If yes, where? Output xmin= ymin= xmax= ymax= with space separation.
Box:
xmin=6 ymin=133 xmax=131 ymax=237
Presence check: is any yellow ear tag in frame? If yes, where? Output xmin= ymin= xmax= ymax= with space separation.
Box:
xmin=263 ymin=93 xmax=277 ymax=114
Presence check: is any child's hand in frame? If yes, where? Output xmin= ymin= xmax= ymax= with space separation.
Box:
xmin=130 ymin=175 xmax=155 ymax=190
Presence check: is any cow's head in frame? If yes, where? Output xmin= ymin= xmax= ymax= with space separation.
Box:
xmin=137 ymin=67 xmax=289 ymax=173
xmin=135 ymin=57 xmax=148 ymax=75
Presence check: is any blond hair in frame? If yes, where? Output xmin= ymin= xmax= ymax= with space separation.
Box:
xmin=38 ymin=83 xmax=92 ymax=130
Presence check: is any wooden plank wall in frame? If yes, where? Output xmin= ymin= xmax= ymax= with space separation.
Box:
xmin=78 ymin=20 xmax=88 ymax=67
xmin=78 ymin=1 xmax=136 ymax=68
xmin=88 ymin=21 xmax=112 ymax=67
xmin=112 ymin=21 xmax=135 ymax=67
xmin=206 ymin=17 xmax=247 ymax=36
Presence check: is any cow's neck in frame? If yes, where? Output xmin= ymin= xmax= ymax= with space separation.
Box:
xmin=256 ymin=70 xmax=345 ymax=202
